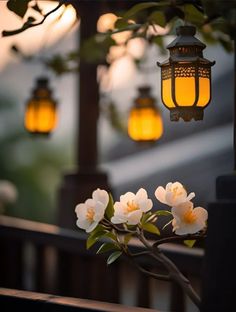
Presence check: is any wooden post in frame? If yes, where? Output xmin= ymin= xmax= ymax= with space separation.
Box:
xmin=57 ymin=1 xmax=110 ymax=229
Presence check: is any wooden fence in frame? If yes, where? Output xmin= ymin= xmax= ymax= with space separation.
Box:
xmin=0 ymin=216 xmax=204 ymax=311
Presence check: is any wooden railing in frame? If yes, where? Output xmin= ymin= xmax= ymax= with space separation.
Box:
xmin=0 ymin=288 xmax=158 ymax=312
xmin=0 ymin=216 xmax=204 ymax=311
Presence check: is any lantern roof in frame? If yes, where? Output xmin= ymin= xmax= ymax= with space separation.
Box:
xmin=159 ymin=56 xmax=215 ymax=66
xmin=134 ymin=85 xmax=156 ymax=107
xmin=167 ymin=25 xmax=206 ymax=49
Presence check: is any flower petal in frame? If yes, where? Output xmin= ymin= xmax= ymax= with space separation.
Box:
xmin=155 ymin=186 xmax=167 ymax=204
xmin=136 ymin=188 xmax=148 ymax=201
xmin=120 ymin=191 xmax=135 ymax=203
xmin=193 ymin=207 xmax=208 ymax=222
xmin=75 ymin=203 xmax=87 ymax=218
xmin=139 ymin=199 xmax=153 ymax=212
xmin=114 ymin=202 xmax=125 ymax=214
xmin=187 ymin=192 xmax=195 ymax=201
xmin=127 ymin=210 xmax=142 ymax=225
xmin=171 ymin=182 xmax=184 ymax=189
xmin=166 ymin=182 xmax=173 ymax=192
xmin=76 ymin=218 xmax=91 ymax=230
xmin=111 ymin=215 xmax=127 ymax=224
xmin=86 ymin=221 xmax=99 ymax=233
xmin=172 ymin=201 xmax=193 ymax=219
xmin=92 ymin=188 xmax=109 ymax=207
xmin=85 ymin=198 xmax=95 ymax=207
xmin=94 ymin=202 xmax=106 ymax=222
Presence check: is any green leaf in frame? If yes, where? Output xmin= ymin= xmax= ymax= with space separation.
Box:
xmin=107 ymin=251 xmax=122 ymax=265
xmin=7 ymin=0 xmax=31 ymax=18
xmin=109 ymin=23 xmax=142 ymax=35
xmin=141 ymin=212 xmax=152 ymax=224
xmin=142 ymin=223 xmax=160 ymax=235
xmin=86 ymin=225 xmax=108 ymax=249
xmin=96 ymin=242 xmax=120 ymax=254
xmin=148 ymin=11 xmax=166 ymax=27
xmin=102 ymin=231 xmax=117 ymax=242
xmin=123 ymin=2 xmax=168 ymax=20
xmin=184 ymin=240 xmax=196 ymax=248
xmin=154 ymin=210 xmax=172 ymax=216
xmin=184 ymin=4 xmax=205 ymax=27
xmin=105 ymin=193 xmax=114 ymax=220
xmin=86 ymin=234 xmax=100 ymax=249
xmin=115 ymin=18 xmax=133 ymax=29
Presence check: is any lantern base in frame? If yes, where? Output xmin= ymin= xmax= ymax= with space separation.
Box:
xmin=170 ymin=107 xmax=204 ymax=122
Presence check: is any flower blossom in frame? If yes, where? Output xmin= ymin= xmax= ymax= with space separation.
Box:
xmin=75 ymin=189 xmax=109 ymax=233
xmin=171 ymin=201 xmax=208 ymax=235
xmin=0 ymin=180 xmax=18 ymax=208
xmin=111 ymin=188 xmax=153 ymax=225
xmin=155 ymin=182 xmax=195 ymax=207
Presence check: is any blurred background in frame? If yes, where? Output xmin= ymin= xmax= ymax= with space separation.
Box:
xmin=0 ymin=0 xmax=234 ymax=224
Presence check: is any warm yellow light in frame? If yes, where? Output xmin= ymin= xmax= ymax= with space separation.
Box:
xmin=128 ymin=107 xmax=163 ymax=142
xmin=161 ymin=67 xmax=211 ymax=109
xmin=175 ymin=77 xmax=196 ymax=106
xmin=25 ymin=99 xmax=57 ymax=134
xmin=162 ymin=79 xmax=175 ymax=108
xmin=24 ymin=78 xmax=57 ymax=135
xmin=97 ymin=13 xmax=118 ymax=33
xmin=198 ymin=77 xmax=210 ymax=107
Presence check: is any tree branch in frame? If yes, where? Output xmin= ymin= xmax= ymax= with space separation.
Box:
xmin=2 ymin=1 xmax=66 ymax=37
xmin=132 ymin=261 xmax=171 ymax=282
xmin=124 ymin=248 xmax=171 ymax=282
xmin=152 ymin=233 xmax=206 ymax=247
xmin=137 ymin=229 xmax=201 ymax=308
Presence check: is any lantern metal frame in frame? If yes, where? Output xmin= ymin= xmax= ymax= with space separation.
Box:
xmin=157 ymin=25 xmax=215 ymax=121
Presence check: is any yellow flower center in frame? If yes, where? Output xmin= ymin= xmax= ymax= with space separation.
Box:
xmin=86 ymin=207 xmax=95 ymax=222
xmin=183 ymin=210 xmax=196 ymax=224
xmin=126 ymin=200 xmax=139 ymax=213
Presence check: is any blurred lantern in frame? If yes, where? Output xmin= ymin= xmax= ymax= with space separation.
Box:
xmin=128 ymin=86 xmax=163 ymax=142
xmin=24 ymin=77 xmax=57 ymax=135
xmin=157 ymin=25 xmax=215 ymax=121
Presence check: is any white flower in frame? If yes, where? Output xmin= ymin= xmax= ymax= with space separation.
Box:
xmin=0 ymin=180 xmax=18 ymax=205
xmin=155 ymin=182 xmax=195 ymax=207
xmin=111 ymin=188 xmax=153 ymax=225
xmin=171 ymin=201 xmax=208 ymax=235
xmin=75 ymin=189 xmax=109 ymax=233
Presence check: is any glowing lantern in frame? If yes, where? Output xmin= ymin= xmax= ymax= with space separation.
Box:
xmin=157 ymin=25 xmax=215 ymax=121
xmin=128 ymin=86 xmax=163 ymax=142
xmin=24 ymin=77 xmax=57 ymax=135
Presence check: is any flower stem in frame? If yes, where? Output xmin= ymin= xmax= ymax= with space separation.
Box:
xmin=153 ymin=233 xmax=206 ymax=247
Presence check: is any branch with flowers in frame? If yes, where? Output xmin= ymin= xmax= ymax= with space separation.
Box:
xmin=75 ymin=182 xmax=207 ymax=309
